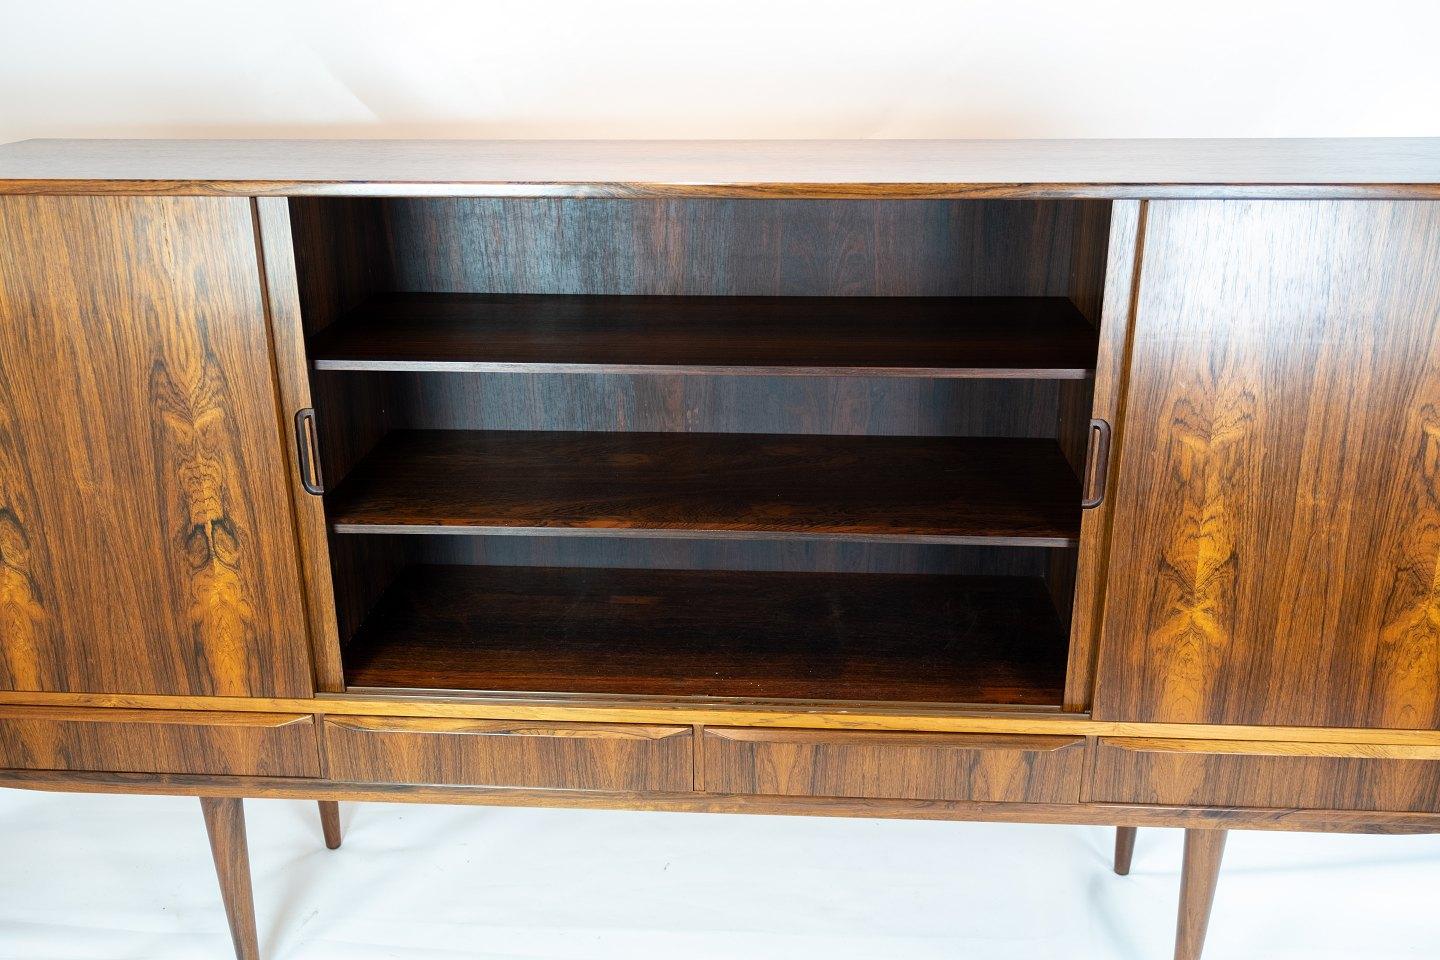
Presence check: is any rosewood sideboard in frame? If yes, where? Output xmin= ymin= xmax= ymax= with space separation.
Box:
xmin=1 ymin=138 xmax=1438 ymax=959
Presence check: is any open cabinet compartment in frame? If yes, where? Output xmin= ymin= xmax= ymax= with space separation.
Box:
xmin=289 ymin=196 xmax=1113 ymax=709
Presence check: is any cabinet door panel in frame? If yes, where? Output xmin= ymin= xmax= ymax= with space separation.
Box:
xmin=1095 ymin=200 xmax=1440 ymax=729
xmin=0 ymin=196 xmax=312 ymax=697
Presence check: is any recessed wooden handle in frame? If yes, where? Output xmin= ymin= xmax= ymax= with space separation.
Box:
xmin=294 ymin=407 xmax=325 ymax=496
xmin=1081 ymin=418 xmax=1111 ymax=509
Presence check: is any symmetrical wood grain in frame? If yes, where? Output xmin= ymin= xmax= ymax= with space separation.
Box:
xmin=3 ymin=138 xmax=1440 ymax=198
xmin=1094 ymin=200 xmax=1440 ymax=729
xmin=326 ymin=430 xmax=1082 ymax=545
xmin=323 ymin=716 xmax=694 ymax=791
xmin=1091 ymin=738 xmax=1440 ymax=813
xmin=701 ymin=728 xmax=1087 ymax=802
xmin=0 ymin=706 xmax=319 ymax=777
xmin=342 ymin=564 xmax=1068 ymax=705
xmin=0 ymin=196 xmax=312 ymax=697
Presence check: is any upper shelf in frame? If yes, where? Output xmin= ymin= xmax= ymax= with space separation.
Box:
xmin=2 ymin=138 xmax=1438 ymax=198
xmin=309 ymin=294 xmax=1099 ymax=379
xmin=325 ymin=429 xmax=1083 ymax=546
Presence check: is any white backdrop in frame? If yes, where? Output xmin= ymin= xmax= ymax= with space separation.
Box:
xmin=3 ymin=3 xmax=1440 ymax=958
xmin=3 ymin=0 xmax=1440 ymax=143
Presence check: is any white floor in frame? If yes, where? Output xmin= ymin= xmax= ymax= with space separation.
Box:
xmin=1 ymin=790 xmax=1436 ymax=960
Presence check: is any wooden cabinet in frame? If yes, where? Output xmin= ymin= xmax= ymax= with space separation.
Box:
xmin=4 ymin=140 xmax=1440 ymax=960
xmin=0 ymin=196 xmax=313 ymax=698
xmin=1093 ymin=200 xmax=1440 ymax=730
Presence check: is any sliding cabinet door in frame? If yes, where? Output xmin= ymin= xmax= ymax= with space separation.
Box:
xmin=1094 ymin=200 xmax=1440 ymax=729
xmin=0 ymin=196 xmax=313 ymax=697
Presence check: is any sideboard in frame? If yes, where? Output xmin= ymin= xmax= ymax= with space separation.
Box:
xmin=1 ymin=138 xmax=1438 ymax=960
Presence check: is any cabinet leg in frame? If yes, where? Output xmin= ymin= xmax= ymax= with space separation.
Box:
xmin=1175 ymin=828 xmax=1227 ymax=960
xmin=318 ymin=801 xmax=343 ymax=850
xmin=1114 ymin=826 xmax=1137 ymax=875
xmin=199 ymin=797 xmax=260 ymax=960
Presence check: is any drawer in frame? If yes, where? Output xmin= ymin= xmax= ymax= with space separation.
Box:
xmin=323 ymin=716 xmax=694 ymax=792
xmin=0 ymin=707 xmax=320 ymax=777
xmin=1091 ymin=738 xmax=1440 ymax=813
xmin=702 ymin=728 xmax=1087 ymax=803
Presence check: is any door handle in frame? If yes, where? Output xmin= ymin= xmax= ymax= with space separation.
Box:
xmin=1081 ymin=418 xmax=1111 ymax=509
xmin=294 ymin=407 xmax=325 ymax=496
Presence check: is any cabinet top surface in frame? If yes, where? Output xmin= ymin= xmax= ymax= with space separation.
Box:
xmin=2 ymin=137 xmax=1439 ymax=198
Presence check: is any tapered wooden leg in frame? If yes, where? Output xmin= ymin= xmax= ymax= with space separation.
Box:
xmin=1114 ymin=826 xmax=1137 ymax=875
xmin=318 ymin=800 xmax=343 ymax=849
xmin=1174 ymin=828 xmax=1227 ymax=960
xmin=199 ymin=797 xmax=260 ymax=960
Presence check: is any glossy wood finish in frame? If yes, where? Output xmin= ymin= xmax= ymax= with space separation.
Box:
xmin=701 ymin=728 xmax=1086 ymax=802
xmin=3 ymin=138 xmax=1440 ymax=198
xmin=1114 ymin=825 xmax=1137 ymax=876
xmin=0 ymin=196 xmax=312 ymax=697
xmin=311 ymin=294 xmax=1097 ymax=378
xmin=1091 ymin=738 xmax=1440 ymax=813
xmin=199 ymin=796 xmax=260 ymax=960
xmin=342 ymin=564 xmax=1068 ymax=705
xmin=0 ymin=707 xmax=320 ymax=777
xmin=9 ymin=766 xmax=1440 ymax=835
xmin=1094 ymin=200 xmax=1440 ymax=730
xmin=323 ymin=716 xmax=694 ymax=791
xmin=317 ymin=800 xmax=342 ymax=849
xmin=326 ymin=430 xmax=1082 ymax=545
xmin=1175 ymin=829 xmax=1226 ymax=960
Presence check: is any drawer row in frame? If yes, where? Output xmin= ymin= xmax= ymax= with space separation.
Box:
xmin=3 ymin=707 xmax=1439 ymax=814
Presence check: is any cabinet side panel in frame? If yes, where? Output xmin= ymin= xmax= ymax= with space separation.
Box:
xmin=0 ymin=196 xmax=313 ymax=697
xmin=1094 ymin=200 xmax=1440 ymax=729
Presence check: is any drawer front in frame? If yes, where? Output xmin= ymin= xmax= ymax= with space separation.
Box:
xmin=702 ymin=728 xmax=1087 ymax=803
xmin=324 ymin=716 xmax=694 ymax=792
xmin=1091 ymin=738 xmax=1440 ymax=813
xmin=0 ymin=707 xmax=320 ymax=777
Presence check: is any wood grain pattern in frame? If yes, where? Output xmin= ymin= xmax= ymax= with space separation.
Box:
xmin=252 ymin=197 xmax=345 ymax=692
xmin=702 ymin=727 xmax=1086 ymax=803
xmin=342 ymin=565 xmax=1068 ymax=706
xmin=1175 ymin=829 xmax=1226 ymax=960
xmin=2 ymin=139 xmax=1439 ymax=198
xmin=1063 ymin=199 xmax=1144 ymax=711
xmin=316 ymin=800 xmax=342 ymax=849
xmin=0 ymin=706 xmax=319 ymax=776
xmin=326 ymin=430 xmax=1083 ymax=545
xmin=8 ymin=767 xmax=1440 ymax=834
xmin=1091 ymin=738 xmax=1440 ymax=813
xmin=0 ymin=196 xmax=312 ymax=697
xmin=311 ymin=294 xmax=1098 ymax=378
xmin=199 ymin=796 xmax=260 ymax=960
xmin=1113 ymin=825 xmax=1137 ymax=875
xmin=1094 ymin=200 xmax=1440 ymax=729
xmin=323 ymin=715 xmax=693 ymax=791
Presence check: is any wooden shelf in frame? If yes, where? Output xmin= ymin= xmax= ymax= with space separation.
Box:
xmin=342 ymin=565 xmax=1069 ymax=705
xmin=309 ymin=294 xmax=1098 ymax=379
xmin=326 ymin=430 xmax=1083 ymax=546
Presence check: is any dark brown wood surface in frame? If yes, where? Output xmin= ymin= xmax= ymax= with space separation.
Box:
xmin=0 ymin=196 xmax=314 ymax=697
xmin=1093 ymin=200 xmax=1440 ymax=729
xmin=326 ymin=430 xmax=1083 ymax=545
xmin=701 ymin=727 xmax=1086 ymax=802
xmin=341 ymin=565 xmax=1069 ymax=705
xmin=0 ymin=707 xmax=320 ymax=777
xmin=323 ymin=715 xmax=694 ymax=791
xmin=317 ymin=800 xmax=343 ymax=849
xmin=1175 ymin=829 xmax=1227 ymax=960
xmin=311 ymin=293 xmax=1097 ymax=378
xmin=2 ymin=138 xmax=1439 ymax=197
xmin=1113 ymin=825 xmax=1137 ymax=875
xmin=199 ymin=796 xmax=260 ymax=960
xmin=1091 ymin=739 xmax=1440 ymax=813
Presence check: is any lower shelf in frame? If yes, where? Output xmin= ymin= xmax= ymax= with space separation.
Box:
xmin=341 ymin=564 xmax=1069 ymax=706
